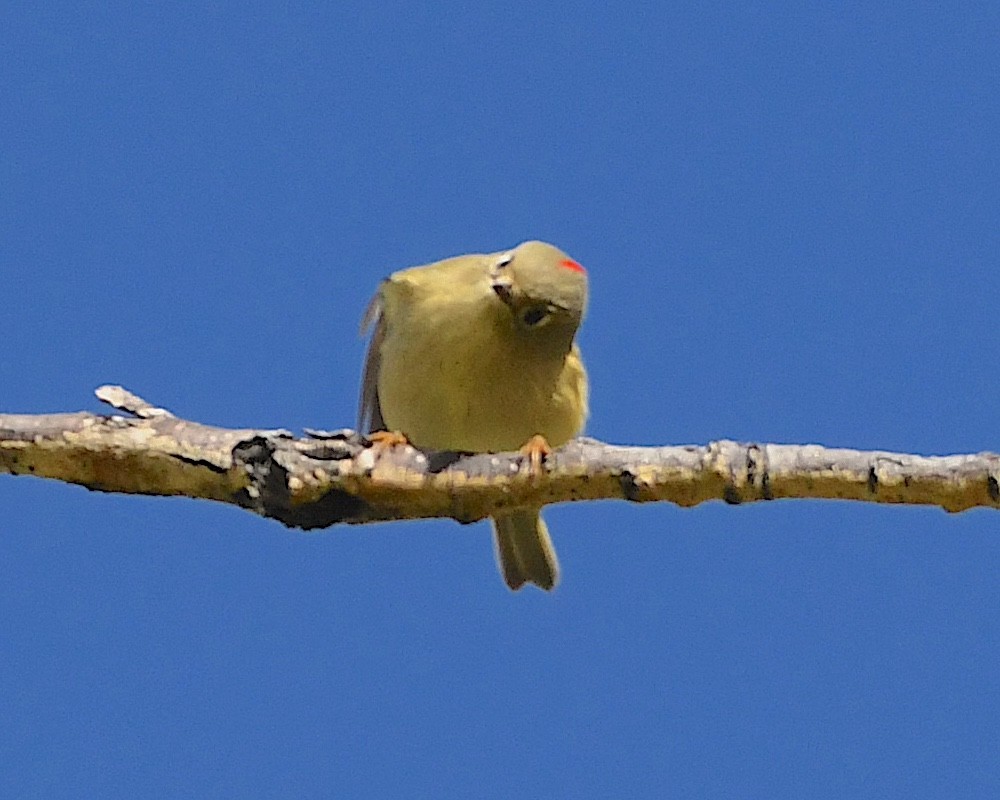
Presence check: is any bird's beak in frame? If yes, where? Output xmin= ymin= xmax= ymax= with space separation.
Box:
xmin=491 ymin=278 xmax=515 ymax=307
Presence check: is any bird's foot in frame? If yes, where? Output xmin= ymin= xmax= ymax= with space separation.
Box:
xmin=365 ymin=430 xmax=411 ymax=450
xmin=518 ymin=434 xmax=552 ymax=481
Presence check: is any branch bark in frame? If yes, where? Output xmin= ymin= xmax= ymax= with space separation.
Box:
xmin=2 ymin=386 xmax=998 ymax=528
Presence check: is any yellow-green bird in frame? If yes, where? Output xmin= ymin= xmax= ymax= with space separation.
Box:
xmin=359 ymin=240 xmax=589 ymax=591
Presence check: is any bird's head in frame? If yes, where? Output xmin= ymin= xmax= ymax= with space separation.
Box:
xmin=489 ymin=241 xmax=588 ymax=335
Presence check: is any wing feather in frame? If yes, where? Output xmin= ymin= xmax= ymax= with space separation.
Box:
xmin=358 ymin=288 xmax=387 ymax=433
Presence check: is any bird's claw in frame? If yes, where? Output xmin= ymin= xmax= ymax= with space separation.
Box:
xmin=365 ymin=430 xmax=411 ymax=450
xmin=519 ymin=434 xmax=552 ymax=480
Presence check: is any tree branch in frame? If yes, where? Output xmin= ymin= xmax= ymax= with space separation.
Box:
xmin=2 ymin=386 xmax=998 ymax=528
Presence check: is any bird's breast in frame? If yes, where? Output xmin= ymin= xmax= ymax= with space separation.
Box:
xmin=376 ymin=275 xmax=587 ymax=452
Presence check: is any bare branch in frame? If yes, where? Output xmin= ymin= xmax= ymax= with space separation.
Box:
xmin=2 ymin=387 xmax=998 ymax=528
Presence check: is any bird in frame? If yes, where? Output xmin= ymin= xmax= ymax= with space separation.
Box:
xmin=358 ymin=240 xmax=589 ymax=591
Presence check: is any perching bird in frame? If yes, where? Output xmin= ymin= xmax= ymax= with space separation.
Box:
xmin=359 ymin=240 xmax=589 ymax=591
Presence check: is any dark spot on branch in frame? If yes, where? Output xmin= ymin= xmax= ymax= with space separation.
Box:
xmin=619 ymin=470 xmax=641 ymax=501
xmin=746 ymin=445 xmax=771 ymax=500
xmin=282 ymin=489 xmax=369 ymax=529
xmin=989 ymin=474 xmax=1000 ymax=502
xmin=867 ymin=466 xmax=878 ymax=494
xmin=723 ymin=485 xmax=741 ymax=505
xmin=426 ymin=450 xmax=465 ymax=473
xmin=230 ymin=436 xmax=373 ymax=528
xmin=299 ymin=441 xmax=356 ymax=461
xmin=171 ymin=454 xmax=227 ymax=474
xmin=232 ymin=437 xmax=286 ymax=516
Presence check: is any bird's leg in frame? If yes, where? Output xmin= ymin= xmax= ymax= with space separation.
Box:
xmin=518 ymin=434 xmax=553 ymax=480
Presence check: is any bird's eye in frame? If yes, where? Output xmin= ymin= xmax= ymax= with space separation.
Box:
xmin=520 ymin=305 xmax=551 ymax=327
xmin=495 ymin=253 xmax=514 ymax=270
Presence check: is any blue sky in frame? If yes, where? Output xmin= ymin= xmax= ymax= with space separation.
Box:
xmin=3 ymin=2 xmax=1000 ymax=797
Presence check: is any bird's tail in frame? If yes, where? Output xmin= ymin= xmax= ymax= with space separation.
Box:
xmin=492 ymin=510 xmax=559 ymax=591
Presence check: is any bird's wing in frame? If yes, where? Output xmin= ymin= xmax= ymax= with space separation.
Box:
xmin=358 ymin=286 xmax=387 ymax=433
